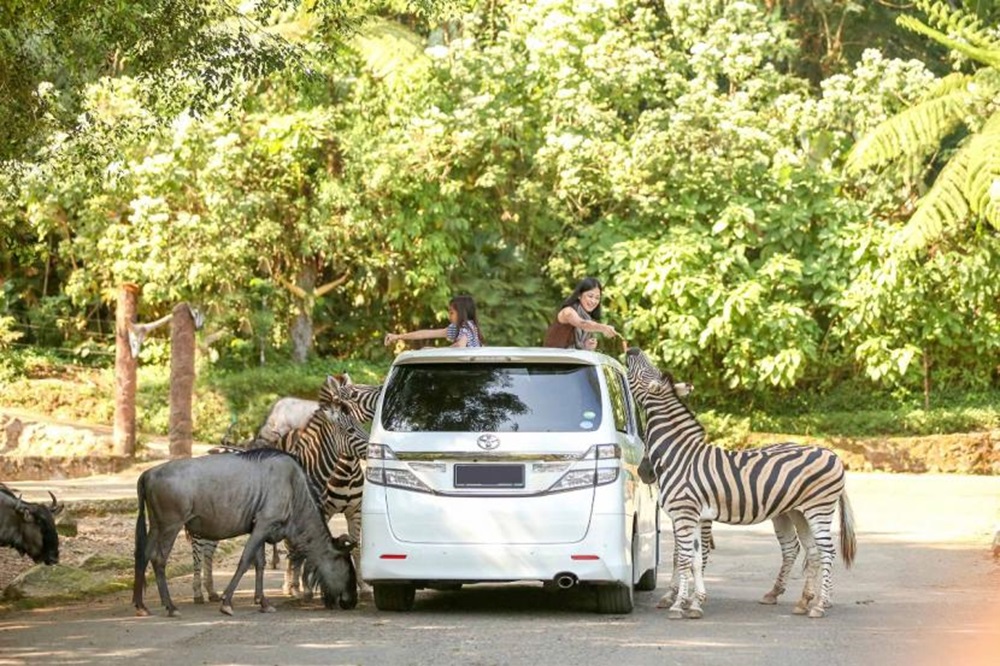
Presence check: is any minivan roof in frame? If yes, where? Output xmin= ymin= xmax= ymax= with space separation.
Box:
xmin=390 ymin=345 xmax=627 ymax=371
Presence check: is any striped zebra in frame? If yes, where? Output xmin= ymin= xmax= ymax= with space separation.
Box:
xmin=625 ymin=347 xmax=856 ymax=619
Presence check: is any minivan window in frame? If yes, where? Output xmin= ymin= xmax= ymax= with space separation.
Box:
xmin=602 ymin=366 xmax=630 ymax=434
xmin=381 ymin=363 xmax=603 ymax=432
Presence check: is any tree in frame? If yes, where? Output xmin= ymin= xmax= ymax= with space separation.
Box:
xmin=845 ymin=0 xmax=1000 ymax=254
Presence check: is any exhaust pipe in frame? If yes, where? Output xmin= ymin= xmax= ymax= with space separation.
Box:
xmin=554 ymin=573 xmax=578 ymax=589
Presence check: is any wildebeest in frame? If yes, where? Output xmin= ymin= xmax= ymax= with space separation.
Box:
xmin=0 ymin=483 xmax=62 ymax=565
xmin=132 ymin=448 xmax=357 ymax=617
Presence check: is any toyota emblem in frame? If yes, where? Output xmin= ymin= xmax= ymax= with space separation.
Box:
xmin=477 ymin=434 xmax=500 ymax=450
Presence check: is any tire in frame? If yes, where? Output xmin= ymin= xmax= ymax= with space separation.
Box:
xmin=372 ymin=583 xmax=416 ymax=611
xmin=595 ymin=582 xmax=634 ymax=614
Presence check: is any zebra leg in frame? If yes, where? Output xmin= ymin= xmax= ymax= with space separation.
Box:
xmin=790 ymin=511 xmax=820 ymax=616
xmin=188 ymin=531 xmax=205 ymax=604
xmin=202 ymin=539 xmax=220 ymax=602
xmin=282 ymin=540 xmax=303 ymax=598
xmin=802 ymin=508 xmax=836 ymax=618
xmin=685 ymin=530 xmax=706 ymax=619
xmin=344 ymin=504 xmax=367 ymax=591
xmin=270 ymin=542 xmax=281 ymax=569
xmin=667 ymin=516 xmax=698 ymax=620
xmin=656 ymin=526 xmax=680 ymax=608
xmin=761 ymin=513 xmax=800 ymax=605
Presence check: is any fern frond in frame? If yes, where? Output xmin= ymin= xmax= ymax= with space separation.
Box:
xmin=921 ymin=71 xmax=974 ymax=102
xmin=845 ymin=88 xmax=972 ymax=174
xmin=898 ymin=15 xmax=1000 ymax=68
xmin=893 ymin=148 xmax=971 ymax=254
xmin=913 ymin=0 xmax=1000 ymax=52
xmin=963 ymin=111 xmax=1000 ymax=230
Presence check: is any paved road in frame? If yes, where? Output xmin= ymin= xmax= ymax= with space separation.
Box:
xmin=1 ymin=472 xmax=998 ymax=666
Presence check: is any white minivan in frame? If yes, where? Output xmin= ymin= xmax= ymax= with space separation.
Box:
xmin=360 ymin=346 xmax=659 ymax=613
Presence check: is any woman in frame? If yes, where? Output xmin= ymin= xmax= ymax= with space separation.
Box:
xmin=384 ymin=294 xmax=484 ymax=348
xmin=544 ymin=277 xmax=618 ymax=350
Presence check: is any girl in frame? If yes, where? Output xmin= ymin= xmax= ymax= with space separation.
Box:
xmin=384 ymin=294 xmax=484 ymax=348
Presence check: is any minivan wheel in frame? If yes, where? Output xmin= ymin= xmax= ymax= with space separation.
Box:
xmin=373 ymin=583 xmax=416 ymax=611
xmin=595 ymin=582 xmax=634 ymax=614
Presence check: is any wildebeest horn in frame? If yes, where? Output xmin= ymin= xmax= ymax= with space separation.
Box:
xmin=48 ymin=491 xmax=64 ymax=515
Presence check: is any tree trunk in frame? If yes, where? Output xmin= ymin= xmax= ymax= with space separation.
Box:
xmin=113 ymin=284 xmax=139 ymax=456
xmin=290 ymin=311 xmax=313 ymax=364
xmin=290 ymin=265 xmax=317 ymax=364
xmin=169 ymin=303 xmax=195 ymax=458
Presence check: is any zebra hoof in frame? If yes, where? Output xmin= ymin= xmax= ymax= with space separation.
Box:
xmin=808 ymin=607 xmax=826 ymax=619
xmin=135 ymin=607 xmax=150 ymax=617
xmin=193 ymin=596 xmax=205 ymax=605
xmin=220 ymin=604 xmax=234 ymax=616
xmin=667 ymin=608 xmax=685 ymax=620
xmin=209 ymin=592 xmax=221 ymax=602
xmin=259 ymin=605 xmax=277 ymax=614
xmin=166 ymin=608 xmax=181 ymax=618
xmin=759 ymin=593 xmax=778 ymax=605
xmin=656 ymin=595 xmax=675 ymax=609
xmin=792 ymin=603 xmax=809 ymax=615
xmin=684 ymin=607 xmax=704 ymax=619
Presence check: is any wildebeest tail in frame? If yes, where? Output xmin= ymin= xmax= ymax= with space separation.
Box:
xmin=132 ymin=472 xmax=149 ymax=605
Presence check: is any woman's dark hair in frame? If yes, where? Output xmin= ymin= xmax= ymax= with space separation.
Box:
xmin=449 ymin=294 xmax=485 ymax=343
xmin=560 ymin=277 xmax=604 ymax=321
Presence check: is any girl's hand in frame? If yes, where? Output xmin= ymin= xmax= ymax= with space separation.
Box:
xmin=384 ymin=333 xmax=399 ymax=346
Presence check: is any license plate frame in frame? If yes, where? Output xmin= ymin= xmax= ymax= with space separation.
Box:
xmin=453 ymin=464 xmax=525 ymax=489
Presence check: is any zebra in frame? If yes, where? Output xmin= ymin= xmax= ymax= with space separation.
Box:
xmin=184 ymin=374 xmax=382 ymax=603
xmin=625 ymin=347 xmax=856 ymax=619
xmin=269 ymin=394 xmax=370 ymax=597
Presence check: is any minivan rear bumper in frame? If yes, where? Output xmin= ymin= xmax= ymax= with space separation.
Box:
xmin=360 ymin=511 xmax=631 ymax=585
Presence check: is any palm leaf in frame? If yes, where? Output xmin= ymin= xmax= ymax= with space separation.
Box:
xmin=893 ymin=147 xmax=971 ymax=254
xmin=963 ymin=111 xmax=1000 ymax=230
xmin=845 ymin=88 xmax=971 ymax=174
xmin=351 ymin=17 xmax=429 ymax=85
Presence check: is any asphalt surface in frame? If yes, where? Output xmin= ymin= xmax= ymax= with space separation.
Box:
xmin=2 ymin=471 xmax=999 ymax=666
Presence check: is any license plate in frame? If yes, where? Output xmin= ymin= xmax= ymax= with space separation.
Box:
xmin=454 ymin=464 xmax=525 ymax=488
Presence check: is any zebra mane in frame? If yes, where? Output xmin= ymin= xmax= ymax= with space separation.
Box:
xmin=236 ymin=447 xmax=292 ymax=462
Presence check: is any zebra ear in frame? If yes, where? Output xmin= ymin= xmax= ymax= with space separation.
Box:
xmin=341 ymin=372 xmax=352 ymax=386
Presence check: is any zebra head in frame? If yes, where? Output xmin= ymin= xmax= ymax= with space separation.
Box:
xmin=315 ymin=400 xmax=370 ymax=459
xmin=625 ymin=347 xmax=691 ymax=402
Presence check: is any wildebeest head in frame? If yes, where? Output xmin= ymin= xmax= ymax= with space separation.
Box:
xmin=305 ymin=533 xmax=358 ymax=610
xmin=0 ymin=487 xmax=63 ymax=565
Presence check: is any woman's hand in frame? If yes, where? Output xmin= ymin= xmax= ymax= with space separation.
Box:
xmin=583 ymin=338 xmax=598 ymax=351
xmin=601 ymin=324 xmax=618 ymax=338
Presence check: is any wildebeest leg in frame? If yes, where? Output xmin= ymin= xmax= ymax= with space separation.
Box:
xmin=761 ymin=513 xmax=800 ymax=605
xmin=149 ymin=525 xmax=183 ymax=617
xmin=220 ymin=530 xmax=268 ymax=616
xmin=255 ymin=545 xmax=276 ymax=613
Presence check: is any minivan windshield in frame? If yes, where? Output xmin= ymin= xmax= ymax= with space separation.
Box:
xmin=380 ymin=363 xmax=603 ymax=433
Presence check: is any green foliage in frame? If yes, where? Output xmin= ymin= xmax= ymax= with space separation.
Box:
xmin=845 ymin=0 xmax=1000 ymax=250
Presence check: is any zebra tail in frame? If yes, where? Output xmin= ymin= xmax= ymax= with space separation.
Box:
xmin=839 ymin=491 xmax=857 ymax=569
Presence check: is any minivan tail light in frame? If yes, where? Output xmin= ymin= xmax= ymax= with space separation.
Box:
xmin=595 ymin=444 xmax=621 ymax=459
